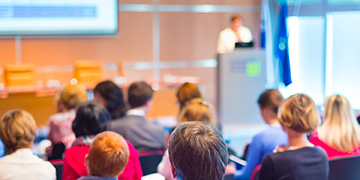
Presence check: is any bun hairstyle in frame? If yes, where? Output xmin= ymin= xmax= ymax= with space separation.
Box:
xmin=278 ymin=94 xmax=320 ymax=133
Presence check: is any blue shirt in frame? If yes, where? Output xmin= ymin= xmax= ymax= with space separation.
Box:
xmin=0 ymin=139 xmax=4 ymax=158
xmin=234 ymin=125 xmax=288 ymax=180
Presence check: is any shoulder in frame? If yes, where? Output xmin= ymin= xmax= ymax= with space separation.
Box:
xmin=239 ymin=26 xmax=251 ymax=32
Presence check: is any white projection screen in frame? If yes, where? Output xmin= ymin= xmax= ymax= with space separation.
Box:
xmin=0 ymin=0 xmax=117 ymax=35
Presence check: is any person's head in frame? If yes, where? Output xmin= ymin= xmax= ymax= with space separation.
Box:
xmin=169 ymin=122 xmax=228 ymax=180
xmin=178 ymin=98 xmax=216 ymax=126
xmin=127 ymin=81 xmax=154 ymax=110
xmin=278 ymin=94 xmax=320 ymax=134
xmin=230 ymin=15 xmax=243 ymax=31
xmin=321 ymin=95 xmax=360 ymax=152
xmin=0 ymin=110 xmax=37 ymax=154
xmin=56 ymin=84 xmax=87 ymax=112
xmin=257 ymin=89 xmax=284 ymax=124
xmin=85 ymin=131 xmax=129 ymax=178
xmin=176 ymin=82 xmax=202 ymax=112
xmin=94 ymin=80 xmax=127 ymax=119
xmin=72 ymin=102 xmax=111 ymax=138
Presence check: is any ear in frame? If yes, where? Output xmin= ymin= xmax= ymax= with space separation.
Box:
xmin=170 ymin=164 xmax=176 ymax=179
xmin=85 ymin=154 xmax=89 ymax=167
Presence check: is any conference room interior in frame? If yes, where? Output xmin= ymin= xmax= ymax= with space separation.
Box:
xmin=1 ymin=0 xmax=360 ymax=179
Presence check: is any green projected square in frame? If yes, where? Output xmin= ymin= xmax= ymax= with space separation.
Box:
xmin=246 ymin=61 xmax=261 ymax=77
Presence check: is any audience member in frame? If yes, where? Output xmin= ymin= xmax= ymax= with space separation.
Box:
xmin=77 ymin=131 xmax=130 ymax=180
xmin=63 ymin=102 xmax=142 ymax=180
xmin=310 ymin=95 xmax=360 ymax=158
xmin=235 ymin=89 xmax=288 ymax=180
xmin=0 ymin=110 xmax=56 ymax=180
xmin=257 ymin=94 xmax=329 ymax=180
xmin=111 ymin=81 xmax=165 ymax=151
xmin=94 ymin=80 xmax=127 ymax=119
xmin=176 ymin=82 xmax=202 ymax=114
xmin=158 ymin=98 xmax=216 ymax=180
xmin=47 ymin=84 xmax=87 ymax=159
xmin=168 ymin=121 xmax=228 ymax=180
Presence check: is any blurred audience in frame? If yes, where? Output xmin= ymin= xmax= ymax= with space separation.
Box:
xmin=78 ymin=131 xmax=130 ymax=180
xmin=63 ymin=102 xmax=142 ymax=180
xmin=47 ymin=84 xmax=87 ymax=159
xmin=94 ymin=80 xmax=127 ymax=120
xmin=310 ymin=95 xmax=360 ymax=158
xmin=0 ymin=110 xmax=56 ymax=180
xmin=168 ymin=122 xmax=228 ymax=180
xmin=158 ymin=98 xmax=216 ymax=180
xmin=257 ymin=94 xmax=328 ymax=180
xmin=235 ymin=89 xmax=288 ymax=180
xmin=111 ymin=81 xmax=165 ymax=151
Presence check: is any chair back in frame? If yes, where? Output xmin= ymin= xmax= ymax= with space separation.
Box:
xmin=329 ymin=155 xmax=360 ymax=180
xmin=138 ymin=150 xmax=164 ymax=176
xmin=223 ymin=173 xmax=234 ymax=180
xmin=50 ymin=159 xmax=64 ymax=180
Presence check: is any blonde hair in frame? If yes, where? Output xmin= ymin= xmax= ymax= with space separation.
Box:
xmin=318 ymin=95 xmax=360 ymax=152
xmin=178 ymin=98 xmax=216 ymax=126
xmin=278 ymin=94 xmax=320 ymax=133
xmin=87 ymin=131 xmax=130 ymax=177
xmin=176 ymin=82 xmax=202 ymax=112
xmin=56 ymin=84 xmax=87 ymax=110
xmin=0 ymin=109 xmax=37 ymax=154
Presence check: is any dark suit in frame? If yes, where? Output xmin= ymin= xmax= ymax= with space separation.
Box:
xmin=110 ymin=115 xmax=165 ymax=152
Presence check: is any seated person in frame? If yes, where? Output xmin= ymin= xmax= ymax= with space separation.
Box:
xmin=176 ymin=82 xmax=203 ymax=115
xmin=111 ymin=81 xmax=165 ymax=151
xmin=235 ymin=89 xmax=288 ymax=180
xmin=257 ymin=94 xmax=329 ymax=180
xmin=158 ymin=98 xmax=216 ymax=179
xmin=78 ymin=131 xmax=130 ymax=180
xmin=168 ymin=121 xmax=228 ymax=180
xmin=0 ymin=109 xmax=56 ymax=180
xmin=47 ymin=84 xmax=87 ymax=159
xmin=63 ymin=102 xmax=142 ymax=180
xmin=310 ymin=95 xmax=360 ymax=158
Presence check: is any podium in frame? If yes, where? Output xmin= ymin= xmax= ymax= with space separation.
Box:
xmin=217 ymin=49 xmax=267 ymax=127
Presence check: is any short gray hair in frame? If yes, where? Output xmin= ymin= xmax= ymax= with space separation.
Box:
xmin=169 ymin=122 xmax=228 ymax=180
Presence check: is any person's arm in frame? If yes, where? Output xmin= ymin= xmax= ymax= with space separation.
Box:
xmin=257 ymin=156 xmax=275 ymax=180
xmin=217 ymin=30 xmax=228 ymax=54
xmin=130 ymin=144 xmax=143 ymax=180
xmin=234 ymin=135 xmax=263 ymax=180
xmin=239 ymin=26 xmax=253 ymax=43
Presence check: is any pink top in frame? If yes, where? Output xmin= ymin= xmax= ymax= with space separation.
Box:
xmin=309 ymin=131 xmax=360 ymax=159
xmin=63 ymin=141 xmax=143 ymax=180
xmin=48 ymin=110 xmax=76 ymax=145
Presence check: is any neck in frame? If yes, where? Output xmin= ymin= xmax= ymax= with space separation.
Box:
xmin=287 ymin=130 xmax=312 ymax=150
xmin=267 ymin=118 xmax=280 ymax=126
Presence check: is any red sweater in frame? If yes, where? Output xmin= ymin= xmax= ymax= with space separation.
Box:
xmin=63 ymin=141 xmax=143 ymax=180
xmin=309 ymin=131 xmax=360 ymax=159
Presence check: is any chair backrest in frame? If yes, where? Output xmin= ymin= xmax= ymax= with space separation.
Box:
xmin=223 ymin=173 xmax=234 ymax=180
xmin=50 ymin=159 xmax=64 ymax=180
xmin=138 ymin=150 xmax=164 ymax=176
xmin=4 ymin=64 xmax=35 ymax=86
xmin=329 ymin=155 xmax=360 ymax=180
xmin=250 ymin=165 xmax=261 ymax=180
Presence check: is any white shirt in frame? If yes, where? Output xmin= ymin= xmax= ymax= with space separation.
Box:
xmin=0 ymin=148 xmax=56 ymax=180
xmin=217 ymin=26 xmax=253 ymax=54
xmin=126 ymin=109 xmax=146 ymax=117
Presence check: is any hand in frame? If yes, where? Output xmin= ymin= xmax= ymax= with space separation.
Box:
xmin=273 ymin=145 xmax=289 ymax=153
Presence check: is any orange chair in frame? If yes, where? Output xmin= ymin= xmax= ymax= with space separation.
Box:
xmin=4 ymin=64 xmax=35 ymax=86
xmin=74 ymin=61 xmax=104 ymax=86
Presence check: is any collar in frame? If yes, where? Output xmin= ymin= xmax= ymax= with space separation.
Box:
xmin=12 ymin=148 xmax=33 ymax=156
xmin=126 ymin=109 xmax=146 ymax=117
xmin=78 ymin=175 xmax=118 ymax=180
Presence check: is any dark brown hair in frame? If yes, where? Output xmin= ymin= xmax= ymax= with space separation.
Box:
xmin=127 ymin=81 xmax=153 ymax=108
xmin=257 ymin=89 xmax=284 ymax=114
xmin=169 ymin=122 xmax=228 ymax=180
